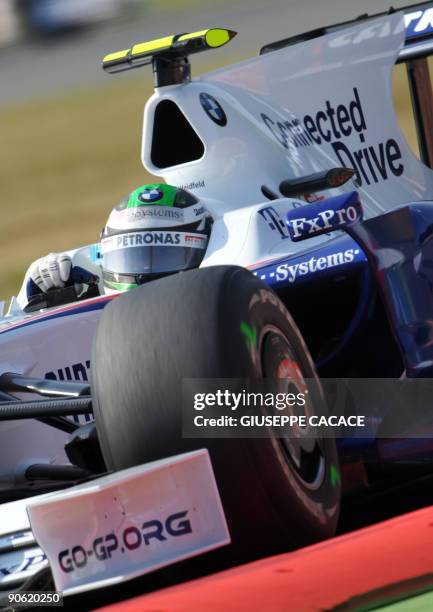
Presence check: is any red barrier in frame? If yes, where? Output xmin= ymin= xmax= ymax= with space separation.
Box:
xmin=98 ymin=505 xmax=433 ymax=611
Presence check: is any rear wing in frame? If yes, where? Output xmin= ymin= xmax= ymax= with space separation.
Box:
xmin=402 ymin=1 xmax=433 ymax=59
xmin=260 ymin=1 xmax=433 ymax=62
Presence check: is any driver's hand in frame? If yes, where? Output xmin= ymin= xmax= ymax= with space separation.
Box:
xmin=29 ymin=253 xmax=72 ymax=292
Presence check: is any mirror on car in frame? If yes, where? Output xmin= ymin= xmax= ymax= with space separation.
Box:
xmin=279 ymin=167 xmax=356 ymax=198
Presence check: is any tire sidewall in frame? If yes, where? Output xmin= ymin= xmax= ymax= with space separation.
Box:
xmin=92 ymin=266 xmax=340 ymax=554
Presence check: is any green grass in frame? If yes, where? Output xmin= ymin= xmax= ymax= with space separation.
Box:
xmin=0 ymin=61 xmax=418 ymax=299
xmin=0 ymin=77 xmax=157 ymax=299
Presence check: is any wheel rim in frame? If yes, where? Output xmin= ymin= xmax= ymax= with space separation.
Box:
xmin=260 ymin=326 xmax=326 ymax=490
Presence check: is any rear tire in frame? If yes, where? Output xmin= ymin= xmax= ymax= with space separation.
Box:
xmin=92 ymin=266 xmax=340 ymax=562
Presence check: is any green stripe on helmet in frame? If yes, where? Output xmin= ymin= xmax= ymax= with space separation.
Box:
xmin=104 ymin=279 xmax=138 ymax=291
xmin=128 ymin=184 xmax=178 ymax=208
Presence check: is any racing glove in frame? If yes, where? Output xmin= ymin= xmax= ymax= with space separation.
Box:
xmin=29 ymin=253 xmax=72 ymax=292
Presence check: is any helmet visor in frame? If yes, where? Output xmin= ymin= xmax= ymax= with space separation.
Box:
xmin=101 ymin=230 xmax=207 ymax=283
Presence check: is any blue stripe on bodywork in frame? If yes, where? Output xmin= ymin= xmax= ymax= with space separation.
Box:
xmin=251 ymin=234 xmax=367 ymax=288
xmin=0 ymin=296 xmax=113 ymax=336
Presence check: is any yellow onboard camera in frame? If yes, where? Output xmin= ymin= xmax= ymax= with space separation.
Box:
xmin=102 ymin=28 xmax=236 ymax=87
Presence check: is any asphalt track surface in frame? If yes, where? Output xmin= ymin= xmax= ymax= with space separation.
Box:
xmin=0 ymin=0 xmax=424 ymax=106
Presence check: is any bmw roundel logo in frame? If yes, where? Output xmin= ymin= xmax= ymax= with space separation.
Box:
xmin=199 ymin=92 xmax=227 ymax=127
xmin=139 ymin=188 xmax=163 ymax=203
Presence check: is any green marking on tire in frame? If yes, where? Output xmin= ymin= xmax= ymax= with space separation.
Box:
xmin=240 ymin=321 xmax=257 ymax=352
xmin=330 ymin=464 xmax=341 ymax=488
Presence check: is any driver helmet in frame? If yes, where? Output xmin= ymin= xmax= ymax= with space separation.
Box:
xmin=100 ymin=183 xmax=212 ymax=293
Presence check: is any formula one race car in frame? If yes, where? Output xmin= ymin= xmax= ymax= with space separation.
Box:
xmin=3 ymin=1 xmax=433 ymax=605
